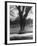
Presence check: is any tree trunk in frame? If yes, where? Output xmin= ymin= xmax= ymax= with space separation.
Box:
xmin=17 ymin=6 xmax=32 ymax=33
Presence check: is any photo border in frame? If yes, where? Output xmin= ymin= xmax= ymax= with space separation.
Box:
xmin=5 ymin=1 xmax=36 ymax=45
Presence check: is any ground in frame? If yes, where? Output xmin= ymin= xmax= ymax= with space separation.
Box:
xmin=10 ymin=24 xmax=33 ymax=40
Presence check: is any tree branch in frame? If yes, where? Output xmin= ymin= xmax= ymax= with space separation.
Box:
xmin=24 ymin=6 xmax=32 ymax=18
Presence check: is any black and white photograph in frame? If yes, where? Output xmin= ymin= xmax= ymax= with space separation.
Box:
xmin=5 ymin=1 xmax=36 ymax=44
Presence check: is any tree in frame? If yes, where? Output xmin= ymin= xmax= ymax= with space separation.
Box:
xmin=17 ymin=6 xmax=32 ymax=33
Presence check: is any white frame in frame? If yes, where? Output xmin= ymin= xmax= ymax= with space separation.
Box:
xmin=6 ymin=2 xmax=36 ymax=44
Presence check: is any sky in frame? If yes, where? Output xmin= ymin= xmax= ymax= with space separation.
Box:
xmin=10 ymin=6 xmax=35 ymax=21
